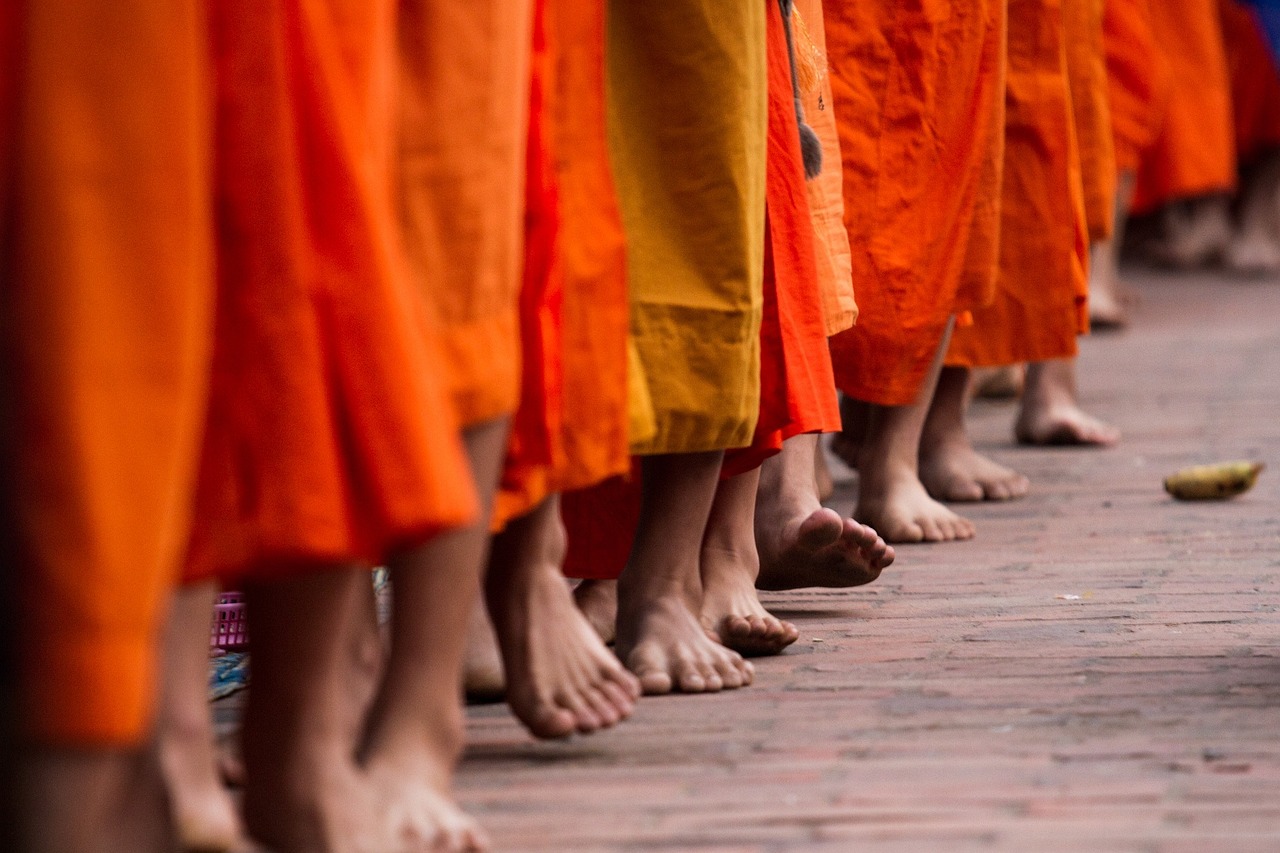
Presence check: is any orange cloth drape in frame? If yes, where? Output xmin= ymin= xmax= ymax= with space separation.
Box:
xmin=495 ymin=0 xmax=633 ymax=526
xmin=825 ymin=0 xmax=1007 ymax=407
xmin=1103 ymin=0 xmax=1170 ymax=173
xmin=562 ymin=0 xmax=837 ymax=579
xmin=1221 ymin=0 xmax=1280 ymax=166
xmin=185 ymin=0 xmax=478 ymax=584
xmin=722 ymin=0 xmax=840 ymax=478
xmin=5 ymin=0 xmax=215 ymax=744
xmin=1131 ymin=0 xmax=1236 ymax=213
xmin=794 ymin=0 xmax=857 ymax=336
xmin=1064 ymin=0 xmax=1117 ymax=241
xmin=948 ymin=0 xmax=1090 ymax=369
xmin=397 ymin=0 xmax=534 ymax=428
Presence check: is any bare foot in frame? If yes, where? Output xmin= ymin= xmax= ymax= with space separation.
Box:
xmin=462 ymin=603 xmax=505 ymax=704
xmin=756 ymin=508 xmax=894 ymax=589
xmin=616 ymin=595 xmax=754 ymax=694
xmin=700 ymin=546 xmax=798 ymax=656
xmin=160 ymin=718 xmax=248 ymax=852
xmin=920 ymin=442 xmax=1029 ymax=502
xmin=157 ymin=583 xmax=250 ymax=852
xmin=1015 ymin=401 xmax=1120 ymax=446
xmin=856 ymin=466 xmax=976 ymax=543
xmin=572 ymin=579 xmax=617 ymax=645
xmin=365 ymin=752 xmax=488 ymax=853
xmin=1141 ymin=196 xmax=1232 ymax=268
xmin=815 ymin=445 xmax=835 ymax=502
xmin=486 ymin=498 xmax=641 ymax=739
xmin=1224 ymin=231 xmax=1280 ymax=275
xmin=697 ymin=469 xmax=798 ymax=656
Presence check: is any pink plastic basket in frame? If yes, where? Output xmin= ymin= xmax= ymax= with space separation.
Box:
xmin=210 ymin=591 xmax=248 ymax=651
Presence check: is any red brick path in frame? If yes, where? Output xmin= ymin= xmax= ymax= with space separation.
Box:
xmin=458 ymin=269 xmax=1280 ymax=852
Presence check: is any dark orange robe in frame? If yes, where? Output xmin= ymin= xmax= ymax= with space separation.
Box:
xmin=948 ymin=0 xmax=1090 ymax=369
xmin=825 ymin=0 xmax=1007 ymax=406
xmin=1103 ymin=0 xmax=1171 ymax=174
xmin=495 ymin=0 xmax=632 ymax=527
xmin=1221 ymin=0 xmax=1280 ymax=167
xmin=1064 ymin=0 xmax=1118 ymax=241
xmin=1131 ymin=0 xmax=1236 ymax=213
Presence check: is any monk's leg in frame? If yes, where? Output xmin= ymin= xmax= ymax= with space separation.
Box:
xmin=482 ymin=496 xmax=640 ymax=738
xmin=970 ymin=365 xmax=1026 ymax=400
xmin=699 ymin=468 xmax=798 ymax=656
xmin=830 ymin=395 xmax=869 ymax=470
xmin=240 ymin=568 xmax=393 ymax=853
xmin=616 ymin=452 xmax=754 ymax=695
xmin=1226 ymin=152 xmax=1280 ymax=273
xmin=358 ymin=418 xmax=508 ymax=853
xmin=919 ymin=366 xmax=1030 ymax=503
xmin=1015 ymin=358 xmax=1120 ymax=447
xmin=1144 ymin=194 xmax=1234 ymax=268
xmin=462 ymin=603 xmax=506 ymax=703
xmin=754 ymin=434 xmax=894 ymax=590
xmin=853 ymin=324 xmax=977 ymax=543
xmin=1090 ymin=171 xmax=1139 ymax=328
xmin=572 ymin=579 xmax=619 ymax=645
xmin=156 ymin=582 xmax=247 ymax=851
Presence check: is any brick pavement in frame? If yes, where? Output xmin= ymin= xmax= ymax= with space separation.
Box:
xmin=458 ymin=269 xmax=1280 ymax=852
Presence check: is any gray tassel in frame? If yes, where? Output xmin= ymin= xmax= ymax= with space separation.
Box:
xmin=779 ymin=0 xmax=822 ymax=179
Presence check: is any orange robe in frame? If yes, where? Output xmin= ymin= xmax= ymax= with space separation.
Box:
xmin=794 ymin=0 xmax=858 ymax=336
xmin=562 ymin=0 xmax=839 ymax=578
xmin=184 ymin=0 xmax=477 ymax=585
xmin=1221 ymin=0 xmax=1280 ymax=167
xmin=1064 ymin=0 xmax=1117 ymax=241
xmin=1103 ymin=0 xmax=1171 ymax=174
xmin=397 ymin=0 xmax=534 ymax=429
xmin=825 ymin=0 xmax=1007 ymax=406
xmin=495 ymin=0 xmax=632 ymax=526
xmin=5 ymin=0 xmax=216 ymax=744
xmin=7 ymin=0 xmax=478 ymax=744
xmin=1131 ymin=0 xmax=1236 ymax=213
xmin=948 ymin=0 xmax=1090 ymax=369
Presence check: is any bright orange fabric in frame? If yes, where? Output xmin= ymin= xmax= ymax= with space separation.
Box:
xmin=397 ymin=0 xmax=533 ymax=427
xmin=825 ymin=0 xmax=1007 ymax=407
xmin=948 ymin=0 xmax=1090 ymax=369
xmin=1063 ymin=0 xmax=1117 ymax=241
xmin=5 ymin=0 xmax=215 ymax=744
xmin=1131 ymin=0 xmax=1236 ymax=213
xmin=495 ymin=0 xmax=632 ymax=526
xmin=1221 ymin=0 xmax=1280 ymax=166
xmin=723 ymin=0 xmax=840 ymax=478
xmin=794 ymin=0 xmax=857 ymax=336
xmin=184 ymin=0 xmax=478 ymax=584
xmin=1103 ymin=0 xmax=1170 ymax=173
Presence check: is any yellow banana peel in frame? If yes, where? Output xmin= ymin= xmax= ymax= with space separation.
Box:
xmin=1163 ymin=461 xmax=1264 ymax=501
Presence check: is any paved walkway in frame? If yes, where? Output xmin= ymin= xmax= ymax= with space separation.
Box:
xmin=459 ymin=269 xmax=1280 ymax=852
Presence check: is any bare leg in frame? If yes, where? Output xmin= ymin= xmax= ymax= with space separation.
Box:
xmin=1015 ymin=358 xmax=1120 ymax=447
xmin=157 ymin=581 xmax=248 ymax=852
xmin=16 ymin=746 xmax=171 ymax=853
xmin=699 ymin=468 xmax=798 ymax=656
xmin=853 ymin=321 xmax=977 ymax=543
xmin=615 ymin=452 xmax=754 ymax=695
xmin=1090 ymin=171 xmax=1138 ymax=329
xmin=359 ymin=418 xmax=509 ymax=853
xmin=483 ymin=495 xmax=640 ymax=738
xmin=754 ymin=433 xmax=894 ymax=590
xmin=830 ymin=395 xmax=868 ymax=470
xmin=572 ymin=579 xmax=617 ymax=646
xmin=1226 ymin=152 xmax=1280 ymax=274
xmin=970 ymin=365 xmax=1025 ymax=400
xmin=461 ymin=603 xmax=505 ymax=703
xmin=919 ymin=366 xmax=1030 ymax=502
xmin=240 ymin=568 xmax=392 ymax=853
